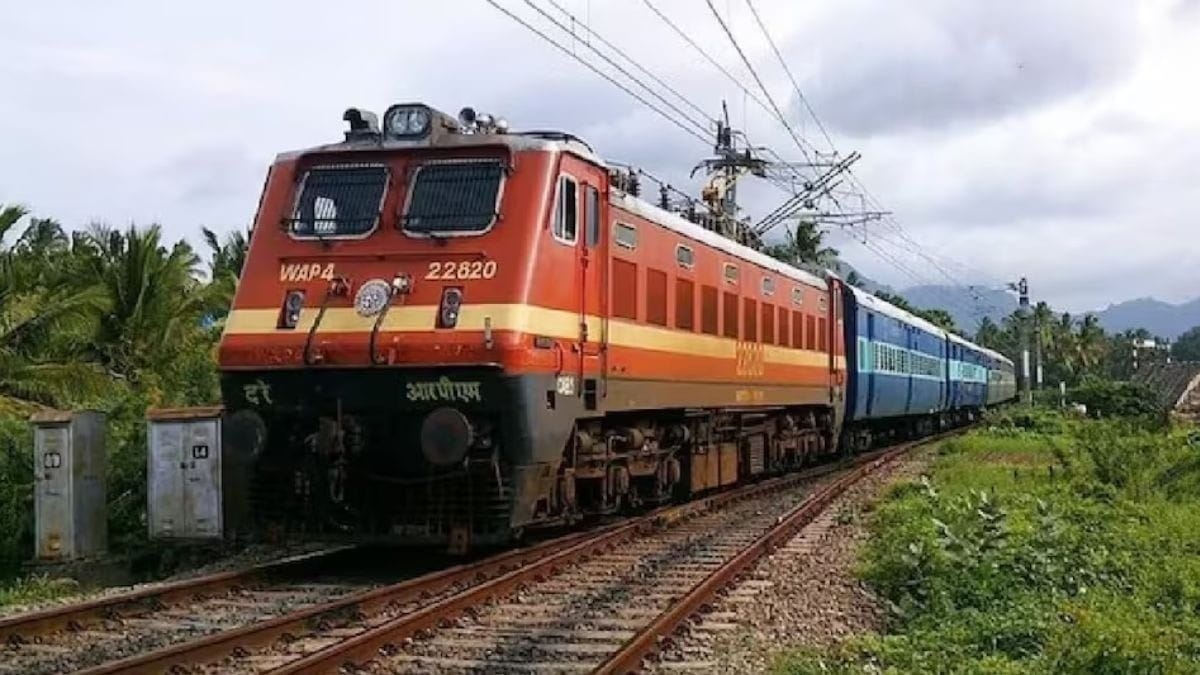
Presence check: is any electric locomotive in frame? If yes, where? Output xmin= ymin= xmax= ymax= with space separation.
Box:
xmin=218 ymin=103 xmax=848 ymax=549
xmin=216 ymin=102 xmax=1013 ymax=550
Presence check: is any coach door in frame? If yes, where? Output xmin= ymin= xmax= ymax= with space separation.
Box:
xmin=578 ymin=181 xmax=605 ymax=410
xmin=828 ymin=281 xmax=845 ymax=408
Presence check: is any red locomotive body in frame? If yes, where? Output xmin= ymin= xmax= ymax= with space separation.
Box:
xmin=218 ymin=104 xmax=845 ymax=548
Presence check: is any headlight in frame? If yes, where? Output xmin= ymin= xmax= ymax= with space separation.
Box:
xmin=407 ymin=108 xmax=430 ymax=134
xmin=354 ymin=279 xmax=392 ymax=317
xmin=384 ymin=104 xmax=432 ymax=138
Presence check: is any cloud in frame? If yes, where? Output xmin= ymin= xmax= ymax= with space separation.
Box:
xmin=786 ymin=0 xmax=1142 ymax=136
xmin=0 ymin=0 xmax=1196 ymax=316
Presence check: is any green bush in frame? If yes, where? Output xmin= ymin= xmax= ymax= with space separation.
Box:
xmin=1069 ymin=378 xmax=1162 ymax=422
xmin=777 ymin=421 xmax=1200 ymax=673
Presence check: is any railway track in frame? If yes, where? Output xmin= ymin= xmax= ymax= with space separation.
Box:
xmin=1 ymin=431 xmax=949 ymax=674
xmin=0 ymin=546 xmax=368 ymax=675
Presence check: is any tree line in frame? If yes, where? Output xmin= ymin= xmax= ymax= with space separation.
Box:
xmin=763 ymin=220 xmax=1195 ymax=387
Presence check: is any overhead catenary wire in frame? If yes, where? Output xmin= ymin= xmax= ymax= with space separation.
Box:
xmin=542 ymin=0 xmax=715 ymax=128
xmin=742 ymin=0 xmax=836 ymax=155
xmin=702 ymin=0 xmax=816 ymax=163
xmin=489 ymin=0 xmax=1000 ymax=321
xmin=639 ymin=0 xmax=773 ymax=117
xmin=483 ymin=0 xmax=711 ymax=146
xmin=518 ymin=0 xmax=714 ymax=139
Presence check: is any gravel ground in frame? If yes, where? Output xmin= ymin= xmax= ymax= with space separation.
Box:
xmin=651 ymin=449 xmax=934 ymax=674
xmin=0 ymin=541 xmax=335 ymax=619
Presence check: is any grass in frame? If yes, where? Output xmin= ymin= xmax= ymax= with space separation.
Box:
xmin=0 ymin=574 xmax=79 ymax=609
xmin=776 ymin=409 xmax=1200 ymax=674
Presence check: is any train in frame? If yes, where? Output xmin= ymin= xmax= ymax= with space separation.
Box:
xmin=216 ymin=102 xmax=1015 ymax=551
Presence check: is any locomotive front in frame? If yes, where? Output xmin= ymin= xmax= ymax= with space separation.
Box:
xmin=218 ymin=104 xmax=578 ymax=549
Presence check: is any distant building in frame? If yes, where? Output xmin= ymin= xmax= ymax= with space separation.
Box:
xmin=1132 ymin=362 xmax=1200 ymax=423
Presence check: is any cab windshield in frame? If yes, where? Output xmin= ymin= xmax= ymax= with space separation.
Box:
xmin=401 ymin=159 xmax=505 ymax=235
xmin=287 ymin=164 xmax=388 ymax=238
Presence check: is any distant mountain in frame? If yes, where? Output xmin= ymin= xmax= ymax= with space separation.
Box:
xmin=894 ymin=285 xmax=1200 ymax=340
xmin=902 ymin=285 xmax=1018 ymax=334
xmin=1093 ymin=297 xmax=1200 ymax=339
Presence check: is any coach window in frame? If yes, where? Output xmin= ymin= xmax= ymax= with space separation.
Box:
xmin=585 ymin=185 xmax=600 ymax=247
xmin=614 ymin=222 xmax=637 ymax=249
xmin=553 ymin=175 xmax=578 ymax=244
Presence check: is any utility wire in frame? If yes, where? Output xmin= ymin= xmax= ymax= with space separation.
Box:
xmin=484 ymin=0 xmax=711 ymax=146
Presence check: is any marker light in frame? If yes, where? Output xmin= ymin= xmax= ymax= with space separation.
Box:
xmin=392 ymin=273 xmax=413 ymax=295
xmin=438 ymin=287 xmax=463 ymax=328
xmin=279 ymin=290 xmax=306 ymax=329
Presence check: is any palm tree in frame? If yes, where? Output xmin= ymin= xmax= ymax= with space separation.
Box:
xmin=1074 ymin=314 xmax=1107 ymax=376
xmin=0 ymin=205 xmax=107 ymax=406
xmin=762 ymin=220 xmax=838 ymax=269
xmin=201 ymin=227 xmax=249 ymax=320
xmin=82 ymin=224 xmax=205 ymax=382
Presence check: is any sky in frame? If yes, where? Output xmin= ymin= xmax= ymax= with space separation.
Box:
xmin=1 ymin=0 xmax=1197 ymax=313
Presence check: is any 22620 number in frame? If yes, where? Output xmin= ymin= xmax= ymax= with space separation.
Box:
xmin=425 ymin=260 xmax=498 ymax=280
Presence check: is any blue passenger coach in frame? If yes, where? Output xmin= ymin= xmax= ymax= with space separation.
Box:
xmin=841 ymin=285 xmax=949 ymax=450
xmin=981 ymin=346 xmax=1017 ymax=405
xmin=947 ymin=332 xmax=990 ymax=411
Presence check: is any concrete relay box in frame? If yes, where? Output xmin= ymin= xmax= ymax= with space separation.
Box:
xmin=147 ymin=407 xmax=224 ymax=539
xmin=31 ymin=410 xmax=107 ymax=561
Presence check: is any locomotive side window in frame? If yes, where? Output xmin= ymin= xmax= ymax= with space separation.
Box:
xmin=675 ymin=244 xmax=695 ymax=269
xmin=614 ymin=223 xmax=638 ymax=249
xmin=791 ymin=287 xmax=804 ymax=306
xmin=288 ymin=164 xmax=388 ymax=238
xmin=402 ymin=160 xmax=505 ymax=234
xmin=762 ymin=276 xmax=775 ymax=296
xmin=553 ymin=175 xmax=578 ymax=243
xmin=723 ymin=263 xmax=739 ymax=284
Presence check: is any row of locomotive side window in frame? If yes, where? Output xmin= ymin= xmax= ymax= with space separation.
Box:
xmin=610 ymin=221 xmax=830 ymax=351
